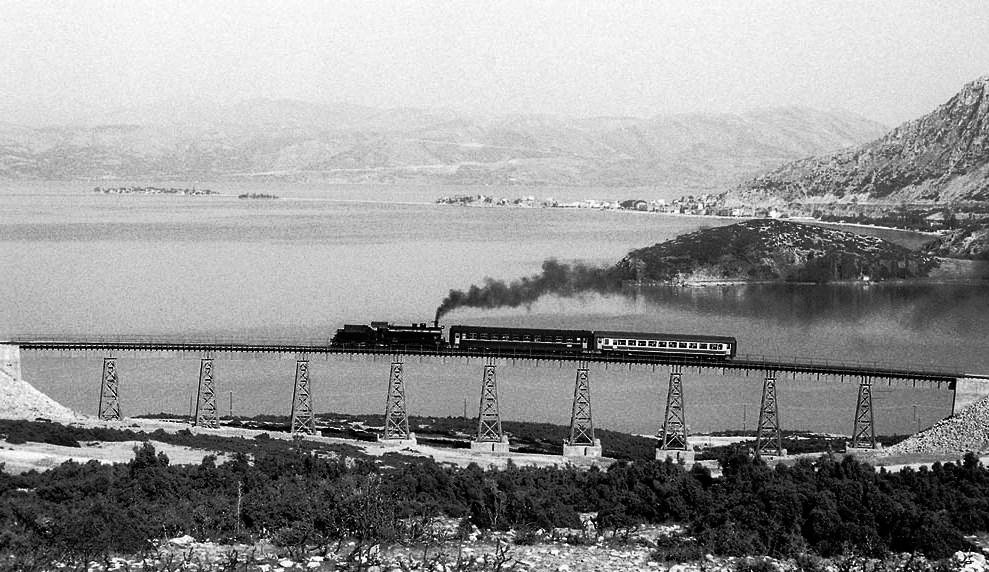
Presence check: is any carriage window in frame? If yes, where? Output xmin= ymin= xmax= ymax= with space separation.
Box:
xmin=648 ymin=341 xmax=657 ymax=347
xmin=699 ymin=343 xmax=708 ymax=349
xmin=711 ymin=344 xmax=720 ymax=350
xmin=638 ymin=340 xmax=647 ymax=346
xmin=618 ymin=340 xmax=626 ymax=345
xmin=501 ymin=334 xmax=509 ymax=340
xmin=523 ymin=335 xmax=532 ymax=341
xmin=678 ymin=342 xmax=687 ymax=348
xmin=657 ymin=342 xmax=667 ymax=347
xmin=689 ymin=343 xmax=698 ymax=349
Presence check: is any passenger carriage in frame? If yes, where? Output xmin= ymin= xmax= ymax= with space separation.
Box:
xmin=594 ymin=330 xmax=736 ymax=359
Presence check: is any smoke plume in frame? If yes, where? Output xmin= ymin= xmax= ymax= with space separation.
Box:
xmin=435 ymin=259 xmax=622 ymax=322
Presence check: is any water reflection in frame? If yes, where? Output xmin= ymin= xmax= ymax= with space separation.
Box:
xmin=626 ymin=282 xmax=989 ymax=334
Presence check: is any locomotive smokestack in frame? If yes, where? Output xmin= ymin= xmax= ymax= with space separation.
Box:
xmin=434 ymin=309 xmax=440 ymax=328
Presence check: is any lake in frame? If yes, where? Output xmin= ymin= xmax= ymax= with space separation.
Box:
xmin=1 ymin=182 xmax=986 ymax=437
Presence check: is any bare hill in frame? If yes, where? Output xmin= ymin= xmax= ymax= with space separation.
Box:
xmin=723 ymin=76 xmax=989 ymax=209
xmin=0 ymin=101 xmax=885 ymax=188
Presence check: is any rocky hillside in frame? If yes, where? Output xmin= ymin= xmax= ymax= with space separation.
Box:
xmin=614 ymin=219 xmax=938 ymax=284
xmin=922 ymin=222 xmax=989 ymax=260
xmin=722 ymin=76 xmax=989 ymax=209
xmin=0 ymin=101 xmax=885 ymax=188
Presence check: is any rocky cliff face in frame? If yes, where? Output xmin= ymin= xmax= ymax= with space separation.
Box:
xmin=723 ymin=76 xmax=989 ymax=208
xmin=614 ymin=220 xmax=938 ymax=284
xmin=923 ymin=223 xmax=989 ymax=260
xmin=0 ymin=101 xmax=885 ymax=188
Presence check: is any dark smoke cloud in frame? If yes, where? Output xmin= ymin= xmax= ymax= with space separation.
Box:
xmin=435 ymin=259 xmax=622 ymax=322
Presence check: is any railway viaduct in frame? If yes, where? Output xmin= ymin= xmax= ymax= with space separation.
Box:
xmin=1 ymin=339 xmax=985 ymax=462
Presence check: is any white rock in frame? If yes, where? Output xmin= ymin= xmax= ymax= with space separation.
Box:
xmin=954 ymin=552 xmax=987 ymax=572
xmin=168 ymin=534 xmax=195 ymax=546
xmin=278 ymin=559 xmax=294 ymax=567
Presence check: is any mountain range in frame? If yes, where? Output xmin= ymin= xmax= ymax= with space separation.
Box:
xmin=722 ymin=76 xmax=989 ymax=210
xmin=0 ymin=101 xmax=885 ymax=188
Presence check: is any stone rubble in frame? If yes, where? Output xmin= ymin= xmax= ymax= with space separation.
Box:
xmin=885 ymin=395 xmax=989 ymax=456
xmin=0 ymin=367 xmax=82 ymax=422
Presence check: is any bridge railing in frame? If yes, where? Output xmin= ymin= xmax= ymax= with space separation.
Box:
xmin=6 ymin=338 xmax=963 ymax=381
xmin=733 ymin=353 xmax=963 ymax=379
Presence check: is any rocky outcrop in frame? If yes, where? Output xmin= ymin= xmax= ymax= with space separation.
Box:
xmin=922 ymin=223 xmax=989 ymax=260
xmin=723 ymin=76 xmax=989 ymax=209
xmin=614 ymin=219 xmax=938 ymax=284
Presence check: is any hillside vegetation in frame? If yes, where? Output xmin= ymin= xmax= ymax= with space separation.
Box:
xmin=613 ymin=220 xmax=938 ymax=284
xmin=2 ymin=417 xmax=989 ymax=569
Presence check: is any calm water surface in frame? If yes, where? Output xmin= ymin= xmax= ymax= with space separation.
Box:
xmin=1 ymin=183 xmax=986 ymax=436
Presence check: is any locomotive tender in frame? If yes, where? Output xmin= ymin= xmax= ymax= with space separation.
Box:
xmin=331 ymin=321 xmax=737 ymax=359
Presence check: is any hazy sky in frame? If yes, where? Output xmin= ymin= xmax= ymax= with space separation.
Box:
xmin=1 ymin=1 xmax=987 ymax=126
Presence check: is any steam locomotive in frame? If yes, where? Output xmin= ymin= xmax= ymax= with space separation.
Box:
xmin=330 ymin=321 xmax=737 ymax=359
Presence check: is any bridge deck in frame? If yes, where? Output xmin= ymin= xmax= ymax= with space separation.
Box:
xmin=4 ymin=338 xmax=961 ymax=385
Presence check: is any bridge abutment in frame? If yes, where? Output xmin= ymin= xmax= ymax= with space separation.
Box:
xmin=0 ymin=344 xmax=21 ymax=379
xmin=952 ymin=376 xmax=989 ymax=416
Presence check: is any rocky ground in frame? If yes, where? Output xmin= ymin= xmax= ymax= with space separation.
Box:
xmin=45 ymin=530 xmax=989 ymax=572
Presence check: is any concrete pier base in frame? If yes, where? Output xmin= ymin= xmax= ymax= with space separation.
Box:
xmin=845 ymin=444 xmax=882 ymax=455
xmin=759 ymin=449 xmax=789 ymax=460
xmin=563 ymin=439 xmax=603 ymax=458
xmin=0 ymin=344 xmax=21 ymax=380
xmin=656 ymin=448 xmax=695 ymax=464
xmin=952 ymin=376 xmax=989 ymax=416
xmin=378 ymin=432 xmax=418 ymax=447
xmin=471 ymin=436 xmax=510 ymax=453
